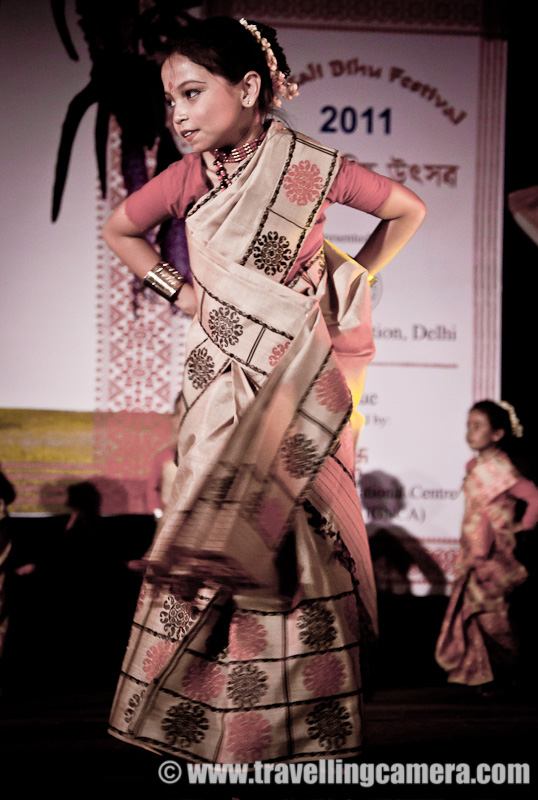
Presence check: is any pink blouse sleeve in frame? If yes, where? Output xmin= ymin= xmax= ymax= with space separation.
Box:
xmin=511 ymin=478 xmax=538 ymax=530
xmin=124 ymin=154 xmax=206 ymax=231
xmin=327 ymin=157 xmax=393 ymax=214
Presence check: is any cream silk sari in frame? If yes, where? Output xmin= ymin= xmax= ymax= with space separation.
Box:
xmin=109 ymin=124 xmax=377 ymax=764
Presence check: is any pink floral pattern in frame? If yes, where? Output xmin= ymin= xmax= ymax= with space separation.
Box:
xmin=314 ymin=368 xmax=351 ymax=413
xmin=283 ymin=160 xmax=324 ymax=206
xmin=181 ymin=658 xmax=226 ymax=702
xmin=268 ymin=341 xmax=290 ymax=367
xmin=142 ymin=640 xmax=178 ymax=681
xmin=280 ymin=433 xmax=318 ymax=479
xmin=302 ymin=653 xmax=346 ymax=695
xmin=229 ymin=614 xmax=268 ymax=660
xmin=223 ymin=711 xmax=272 ymax=761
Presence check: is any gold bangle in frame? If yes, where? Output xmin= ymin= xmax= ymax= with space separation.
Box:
xmin=143 ymin=261 xmax=186 ymax=302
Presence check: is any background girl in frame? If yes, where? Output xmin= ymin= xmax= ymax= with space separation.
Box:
xmin=104 ymin=16 xmax=425 ymax=764
xmin=436 ymin=400 xmax=538 ymax=694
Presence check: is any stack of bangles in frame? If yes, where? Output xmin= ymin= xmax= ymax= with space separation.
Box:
xmin=143 ymin=261 xmax=187 ymax=302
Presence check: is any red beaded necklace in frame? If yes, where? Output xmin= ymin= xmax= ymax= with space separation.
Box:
xmin=212 ymin=131 xmax=267 ymax=190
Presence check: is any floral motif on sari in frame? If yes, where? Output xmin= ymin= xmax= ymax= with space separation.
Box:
xmin=253 ymin=231 xmax=292 ymax=275
xmin=124 ymin=690 xmax=145 ymax=724
xmin=302 ymin=653 xmax=346 ymax=695
xmin=283 ymin=160 xmax=324 ymax=206
xmin=142 ymin=640 xmax=179 ymax=682
xmin=280 ymin=432 xmax=319 ymax=479
xmin=161 ymin=701 xmax=209 ymax=747
xmin=208 ymin=307 xmax=244 ymax=349
xmin=268 ymin=341 xmax=290 ymax=366
xmin=306 ymin=700 xmax=353 ymax=749
xmin=185 ymin=345 xmax=216 ymax=390
xmin=297 ymin=602 xmax=337 ymax=649
xmin=222 ymin=711 xmax=273 ymax=761
xmin=181 ymin=658 xmax=226 ymax=702
xmin=315 ymin=367 xmax=351 ymax=413
xmin=226 ymin=663 xmax=269 ymax=708
xmin=160 ymin=595 xmax=196 ymax=641
xmin=229 ymin=614 xmax=268 ymax=660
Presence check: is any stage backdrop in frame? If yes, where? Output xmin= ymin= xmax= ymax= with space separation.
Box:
xmin=0 ymin=1 xmax=506 ymax=593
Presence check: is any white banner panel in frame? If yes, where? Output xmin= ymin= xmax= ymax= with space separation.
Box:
xmin=276 ymin=28 xmax=505 ymax=592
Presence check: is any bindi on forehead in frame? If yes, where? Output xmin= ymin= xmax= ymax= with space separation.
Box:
xmin=168 ymin=81 xmax=173 ymax=90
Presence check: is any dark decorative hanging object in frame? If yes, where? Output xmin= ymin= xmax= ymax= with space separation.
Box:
xmin=51 ymin=0 xmax=200 ymax=306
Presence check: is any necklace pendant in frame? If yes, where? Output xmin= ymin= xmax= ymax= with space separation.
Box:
xmin=213 ymin=157 xmax=231 ymax=190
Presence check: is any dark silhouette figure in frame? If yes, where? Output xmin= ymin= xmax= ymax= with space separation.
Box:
xmin=359 ymin=470 xmax=448 ymax=686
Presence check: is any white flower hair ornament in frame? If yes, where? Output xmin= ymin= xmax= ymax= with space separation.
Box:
xmin=498 ymin=401 xmax=524 ymax=438
xmin=239 ymin=18 xmax=299 ymax=107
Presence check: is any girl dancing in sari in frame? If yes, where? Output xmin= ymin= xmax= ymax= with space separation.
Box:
xmin=436 ymin=401 xmax=538 ymax=693
xmin=104 ymin=16 xmax=426 ymax=764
